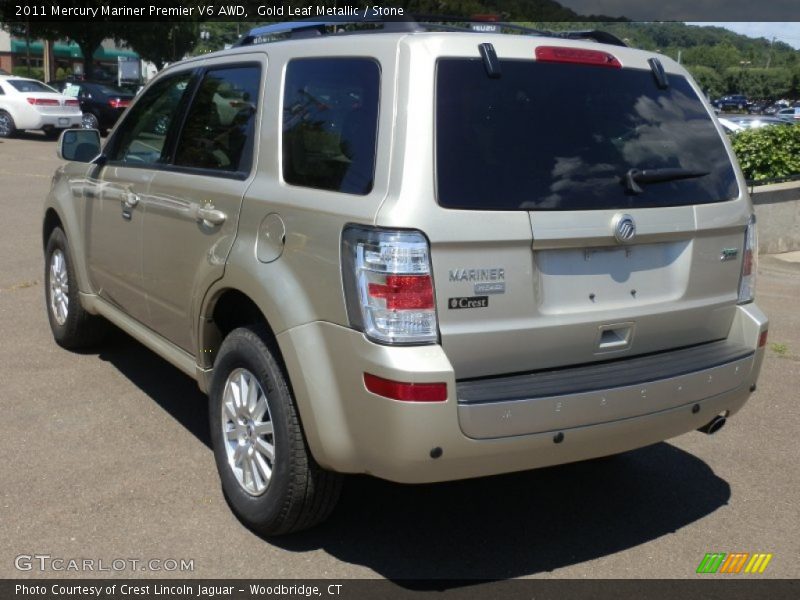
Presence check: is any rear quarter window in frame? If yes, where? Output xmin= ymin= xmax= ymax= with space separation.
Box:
xmin=436 ymin=58 xmax=738 ymax=211
xmin=282 ymin=58 xmax=380 ymax=195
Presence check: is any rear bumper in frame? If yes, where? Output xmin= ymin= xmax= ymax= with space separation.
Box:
xmin=16 ymin=109 xmax=82 ymax=130
xmin=277 ymin=303 xmax=767 ymax=483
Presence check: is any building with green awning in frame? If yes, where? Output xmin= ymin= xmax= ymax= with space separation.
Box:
xmin=2 ymin=38 xmax=140 ymax=81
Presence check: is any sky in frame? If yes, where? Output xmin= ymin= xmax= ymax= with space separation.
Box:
xmin=686 ymin=23 xmax=800 ymax=50
xmin=559 ymin=0 xmax=800 ymax=22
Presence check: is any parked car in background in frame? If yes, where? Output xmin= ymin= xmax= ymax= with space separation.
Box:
xmin=50 ymin=80 xmax=134 ymax=136
xmin=714 ymin=94 xmax=748 ymax=111
xmin=776 ymin=107 xmax=800 ymax=122
xmin=0 ymin=75 xmax=82 ymax=138
xmin=724 ymin=115 xmax=793 ymax=130
xmin=717 ymin=117 xmax=744 ymax=135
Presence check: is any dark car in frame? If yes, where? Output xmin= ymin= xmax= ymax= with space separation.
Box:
xmin=50 ymin=80 xmax=134 ymax=135
xmin=714 ymin=94 xmax=748 ymax=112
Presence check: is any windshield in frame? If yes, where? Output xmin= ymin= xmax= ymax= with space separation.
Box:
xmin=436 ymin=58 xmax=738 ymax=210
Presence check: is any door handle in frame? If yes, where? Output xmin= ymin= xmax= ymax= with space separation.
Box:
xmin=196 ymin=204 xmax=227 ymax=226
xmin=123 ymin=192 xmax=139 ymax=208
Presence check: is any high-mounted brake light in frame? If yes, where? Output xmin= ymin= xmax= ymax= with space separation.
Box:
xmin=738 ymin=214 xmax=758 ymax=304
xmin=535 ymin=46 xmax=622 ymax=69
xmin=27 ymin=98 xmax=60 ymax=106
xmin=364 ymin=373 xmax=447 ymax=402
xmin=342 ymin=226 xmax=438 ymax=345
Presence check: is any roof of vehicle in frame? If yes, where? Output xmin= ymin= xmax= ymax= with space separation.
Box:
xmin=159 ymin=21 xmax=688 ymax=85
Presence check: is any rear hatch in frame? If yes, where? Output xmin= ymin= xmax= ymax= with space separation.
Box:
xmin=430 ymin=44 xmax=749 ymax=379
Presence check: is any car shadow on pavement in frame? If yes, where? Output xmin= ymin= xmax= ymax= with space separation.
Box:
xmin=10 ymin=131 xmax=61 ymax=142
xmin=271 ymin=443 xmax=730 ymax=583
xmin=96 ymin=328 xmax=211 ymax=448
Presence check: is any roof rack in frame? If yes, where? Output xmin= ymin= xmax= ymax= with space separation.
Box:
xmin=235 ymin=16 xmax=627 ymax=48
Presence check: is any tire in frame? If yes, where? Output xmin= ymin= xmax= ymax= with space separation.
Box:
xmin=209 ymin=325 xmax=343 ymax=535
xmin=82 ymin=112 xmax=100 ymax=130
xmin=0 ymin=110 xmax=16 ymax=138
xmin=44 ymin=227 xmax=108 ymax=349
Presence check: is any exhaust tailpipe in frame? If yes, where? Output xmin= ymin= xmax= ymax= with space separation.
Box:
xmin=697 ymin=415 xmax=727 ymax=435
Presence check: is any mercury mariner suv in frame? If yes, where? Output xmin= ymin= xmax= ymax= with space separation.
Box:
xmin=42 ymin=20 xmax=768 ymax=534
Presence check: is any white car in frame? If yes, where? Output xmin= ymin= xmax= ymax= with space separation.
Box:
xmin=776 ymin=107 xmax=800 ymax=122
xmin=0 ymin=75 xmax=83 ymax=138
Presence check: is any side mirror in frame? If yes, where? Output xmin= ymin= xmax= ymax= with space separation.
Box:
xmin=58 ymin=129 xmax=101 ymax=163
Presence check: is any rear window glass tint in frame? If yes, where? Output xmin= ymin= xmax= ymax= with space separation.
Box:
xmin=282 ymin=58 xmax=380 ymax=195
xmin=436 ymin=59 xmax=738 ymax=211
xmin=7 ymin=79 xmax=57 ymax=93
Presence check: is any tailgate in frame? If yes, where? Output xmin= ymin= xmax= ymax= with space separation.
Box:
xmin=431 ymin=46 xmax=749 ymax=379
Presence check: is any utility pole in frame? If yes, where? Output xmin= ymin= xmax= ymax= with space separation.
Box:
xmin=766 ymin=36 xmax=776 ymax=69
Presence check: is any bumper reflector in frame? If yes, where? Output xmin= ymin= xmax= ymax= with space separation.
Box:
xmin=758 ymin=330 xmax=768 ymax=348
xmin=364 ymin=373 xmax=447 ymax=402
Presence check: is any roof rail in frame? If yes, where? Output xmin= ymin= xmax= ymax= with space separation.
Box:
xmin=236 ymin=15 xmax=423 ymax=46
xmin=235 ymin=17 xmax=627 ymax=48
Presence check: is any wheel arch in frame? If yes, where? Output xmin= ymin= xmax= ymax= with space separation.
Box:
xmin=198 ymin=286 xmax=331 ymax=468
xmin=199 ymin=287 xmax=283 ymax=371
xmin=43 ymin=208 xmax=64 ymax=251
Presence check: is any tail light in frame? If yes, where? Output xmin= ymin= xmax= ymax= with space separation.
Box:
xmin=108 ymin=98 xmax=129 ymax=109
xmin=342 ymin=225 xmax=438 ymax=344
xmin=738 ymin=214 xmax=758 ymax=304
xmin=535 ymin=46 xmax=621 ymax=68
xmin=26 ymin=98 xmax=60 ymax=106
xmin=65 ymin=99 xmax=79 ymax=107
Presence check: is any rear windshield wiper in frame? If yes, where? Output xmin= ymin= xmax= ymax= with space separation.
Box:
xmin=621 ymin=168 xmax=709 ymax=194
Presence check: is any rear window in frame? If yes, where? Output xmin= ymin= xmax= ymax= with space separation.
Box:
xmin=92 ymin=84 xmax=129 ymax=96
xmin=436 ymin=59 xmax=738 ymax=211
xmin=7 ymin=79 xmax=57 ymax=94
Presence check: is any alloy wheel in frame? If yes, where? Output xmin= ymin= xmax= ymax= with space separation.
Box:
xmin=221 ymin=368 xmax=275 ymax=496
xmin=49 ymin=249 xmax=69 ymax=326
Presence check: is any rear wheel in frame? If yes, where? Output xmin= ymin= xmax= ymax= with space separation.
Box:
xmin=44 ymin=227 xmax=108 ymax=349
xmin=209 ymin=326 xmax=343 ymax=535
xmin=0 ymin=110 xmax=16 ymax=138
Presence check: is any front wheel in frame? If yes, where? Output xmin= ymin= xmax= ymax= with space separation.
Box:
xmin=44 ymin=227 xmax=108 ymax=349
xmin=209 ymin=326 xmax=343 ymax=535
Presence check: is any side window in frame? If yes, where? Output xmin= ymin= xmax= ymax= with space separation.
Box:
xmin=282 ymin=58 xmax=380 ymax=195
xmin=109 ymin=72 xmax=193 ymax=166
xmin=174 ymin=65 xmax=261 ymax=173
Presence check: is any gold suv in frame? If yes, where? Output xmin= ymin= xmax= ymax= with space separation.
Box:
xmin=43 ymin=21 xmax=768 ymax=534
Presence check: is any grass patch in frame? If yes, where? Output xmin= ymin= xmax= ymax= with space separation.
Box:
xmin=770 ymin=342 xmax=789 ymax=356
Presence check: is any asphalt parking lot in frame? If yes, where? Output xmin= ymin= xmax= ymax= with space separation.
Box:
xmin=0 ymin=133 xmax=798 ymax=581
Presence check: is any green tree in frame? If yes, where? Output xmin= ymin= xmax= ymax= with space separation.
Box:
xmin=686 ymin=65 xmax=724 ymax=99
xmin=122 ymin=23 xmax=199 ymax=70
